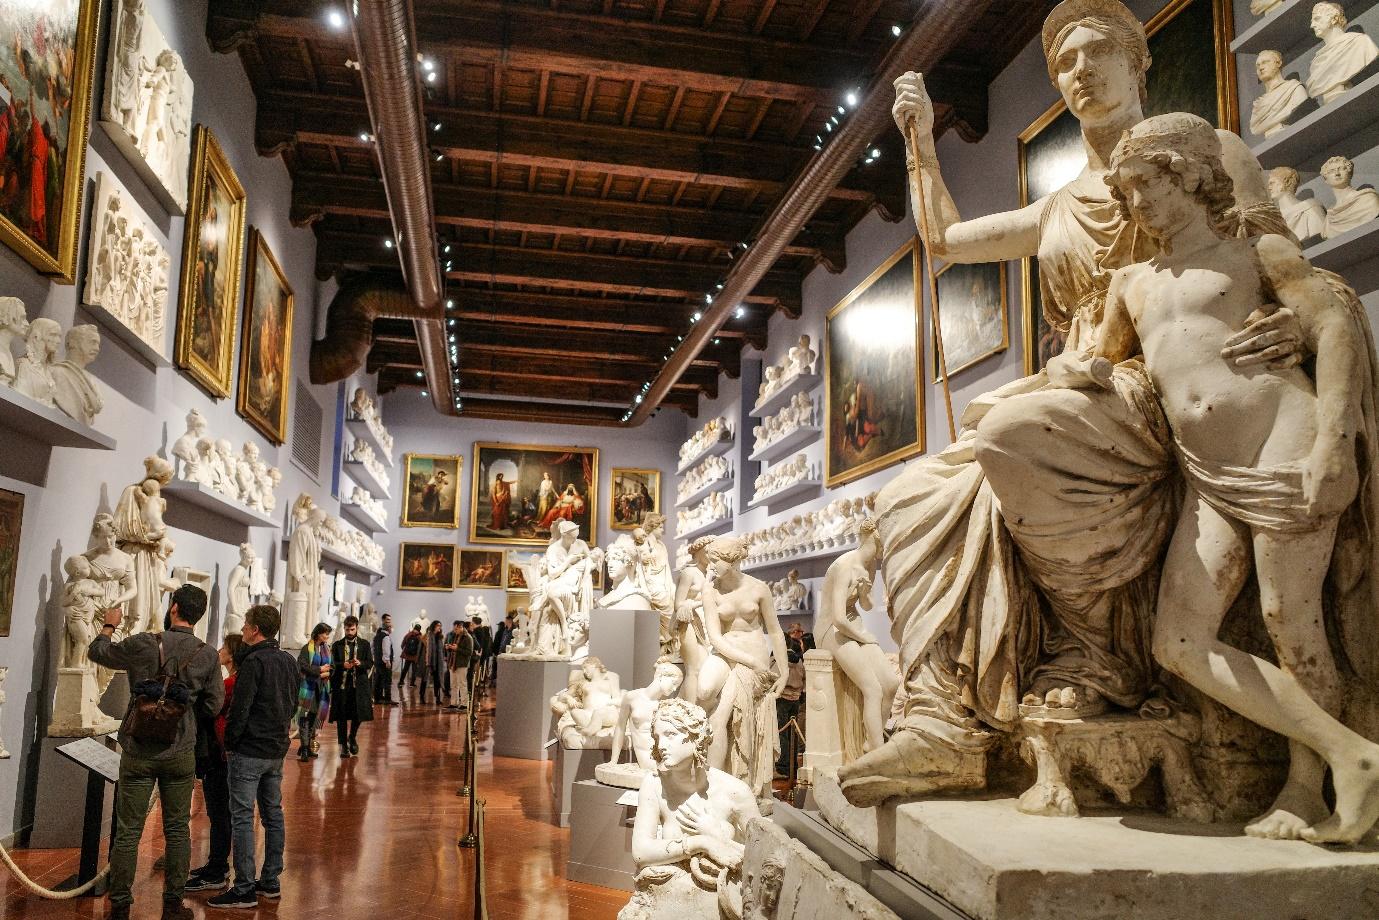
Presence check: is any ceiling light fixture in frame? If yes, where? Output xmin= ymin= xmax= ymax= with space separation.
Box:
xmin=327 ymin=9 xmax=347 ymax=29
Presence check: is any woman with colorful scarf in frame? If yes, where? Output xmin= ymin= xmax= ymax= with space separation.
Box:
xmin=295 ymin=623 xmax=332 ymax=762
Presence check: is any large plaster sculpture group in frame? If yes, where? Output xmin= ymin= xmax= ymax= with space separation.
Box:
xmin=678 ymin=417 xmax=732 ymax=469
xmin=750 ymin=391 xmax=815 ymax=455
xmin=172 ymin=408 xmax=283 ymax=514
xmin=84 ymin=172 xmax=172 ymax=360
xmin=0 ymin=299 xmax=105 ymax=427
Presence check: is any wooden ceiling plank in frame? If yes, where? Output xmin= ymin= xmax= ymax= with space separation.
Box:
xmin=796 ymin=0 xmax=831 ymax=41
xmin=752 ymin=0 xmax=780 ymax=35
xmin=844 ymin=0 xmax=886 ymax=46
xmin=622 ymin=80 xmax=643 ymax=128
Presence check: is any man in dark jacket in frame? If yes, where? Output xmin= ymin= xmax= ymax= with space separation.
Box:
xmin=330 ymin=615 xmax=374 ymax=756
xmin=89 ymin=585 xmax=222 ymax=920
xmin=445 ymin=621 xmax=474 ymax=711
xmin=208 ymin=605 xmax=299 ymax=910
xmin=492 ymin=614 xmax=515 ymax=685
xmin=372 ymin=614 xmax=395 ymax=705
xmin=469 ymin=615 xmax=493 ymax=689
xmin=397 ymin=623 xmax=422 ymax=688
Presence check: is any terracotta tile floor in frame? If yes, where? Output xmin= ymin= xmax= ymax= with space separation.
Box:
xmin=1 ymin=685 xmax=627 ymax=920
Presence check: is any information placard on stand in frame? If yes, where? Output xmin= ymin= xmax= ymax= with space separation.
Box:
xmin=53 ymin=736 xmax=121 ymax=896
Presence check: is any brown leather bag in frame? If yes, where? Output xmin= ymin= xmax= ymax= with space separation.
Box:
xmin=122 ymin=637 xmax=201 ymax=745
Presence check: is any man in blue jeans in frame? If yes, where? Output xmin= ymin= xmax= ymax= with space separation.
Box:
xmin=208 ymin=604 xmax=299 ymax=909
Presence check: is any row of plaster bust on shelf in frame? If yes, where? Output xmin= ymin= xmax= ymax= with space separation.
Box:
xmin=291 ymin=492 xmax=386 ymax=571
xmin=0 ymin=298 xmax=104 ymax=426
xmin=671 ymin=494 xmax=873 ymax=571
xmin=346 ymin=486 xmax=386 ymax=525
xmin=172 ymin=408 xmax=282 ymax=514
xmin=545 ymin=527 xmax=898 ymax=919
xmin=768 ymin=569 xmax=810 ymax=612
xmin=755 ymin=335 xmax=818 ymax=408
xmin=752 ymin=452 xmax=817 ymax=500
xmin=348 ymin=437 xmax=392 ymax=494
xmin=678 ymin=415 xmax=732 ymax=465
xmin=751 ymin=390 xmax=816 ymax=454
xmin=1248 ymin=3 xmax=1379 ymax=139
xmin=676 ymin=490 xmax=732 ymax=536
xmin=676 ymin=454 xmax=731 ymax=504
xmin=1268 ymin=159 xmax=1379 ymax=243
xmin=348 ymin=386 xmax=395 ymax=455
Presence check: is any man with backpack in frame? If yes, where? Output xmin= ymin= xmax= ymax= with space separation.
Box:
xmin=397 ymin=622 xmax=422 ymax=690
xmin=88 ymin=585 xmax=223 ymax=920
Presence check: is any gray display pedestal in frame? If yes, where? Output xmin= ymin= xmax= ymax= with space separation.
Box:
xmin=30 ymin=736 xmax=118 ymax=849
xmin=493 ymin=656 xmax=572 ymax=761
xmin=587 ymin=607 xmax=661 ymax=689
xmin=567 ymin=779 xmax=637 ymax=892
xmin=552 ymin=744 xmax=606 ymax=827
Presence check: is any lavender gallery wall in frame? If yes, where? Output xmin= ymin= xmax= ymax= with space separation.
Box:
xmin=0 ymin=0 xmax=354 ymax=840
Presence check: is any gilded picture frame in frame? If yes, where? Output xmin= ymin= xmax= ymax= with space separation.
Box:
xmin=0 ymin=0 xmax=100 ymax=283
xmin=176 ymin=125 xmax=246 ymax=397
xmin=470 ymin=441 xmax=600 ymax=547
xmin=398 ymin=542 xmax=456 ymax=592
xmin=402 ymin=453 xmax=462 ymax=529
xmin=0 ymin=487 xmax=22 ymax=637
xmin=1017 ymin=0 xmax=1238 ymax=374
xmin=457 ymin=549 xmax=505 ymax=588
xmin=609 ymin=467 xmax=661 ymax=531
xmin=931 ymin=260 xmax=1009 ymax=383
xmin=824 ymin=238 xmax=924 ymax=488
xmin=235 ymin=228 xmax=294 ymax=444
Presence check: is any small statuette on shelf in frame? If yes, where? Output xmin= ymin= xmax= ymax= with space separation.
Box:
xmin=677 ymin=454 xmax=729 ymax=503
xmin=1249 ymin=51 xmax=1308 ymax=138
xmin=349 ymin=386 xmax=395 ymax=454
xmin=752 ymin=452 xmax=815 ymax=501
xmin=349 ymin=436 xmax=392 ymax=493
xmin=1321 ymin=155 xmax=1379 ymax=239
xmin=676 ymin=490 xmax=731 ymax=537
xmin=170 ymin=409 xmax=280 ymax=513
xmin=1305 ymin=2 xmax=1379 ymax=105
xmin=753 ymin=390 xmax=816 ymax=454
xmin=756 ymin=336 xmax=818 ymax=408
xmin=50 ymin=325 xmax=104 ymax=425
xmin=1268 ymin=167 xmax=1328 ymax=243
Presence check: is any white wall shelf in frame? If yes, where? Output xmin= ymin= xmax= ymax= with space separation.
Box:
xmin=748 ymin=425 xmax=822 ymax=465
xmin=281 ymin=538 xmax=384 ymax=582
xmin=750 ymin=372 xmax=820 ymax=418
xmin=340 ymin=499 xmax=389 ymax=535
xmin=743 ymin=538 xmax=859 ymax=576
xmin=1232 ymin=0 xmax=1375 ymax=55
xmin=80 ymin=300 xmax=172 ymax=369
xmin=676 ymin=473 xmax=734 ymax=509
xmin=163 ymin=479 xmax=279 ymax=530
xmin=345 ymin=416 xmax=394 ymax=468
xmin=677 ymin=514 xmax=734 ymax=543
xmin=344 ymin=460 xmax=392 ymax=500
xmin=1251 ymin=70 xmax=1379 ymax=171
xmin=676 ymin=433 xmax=735 ymax=474
xmin=748 ymin=478 xmax=822 ymax=511
xmin=0 ymin=387 xmax=117 ymax=451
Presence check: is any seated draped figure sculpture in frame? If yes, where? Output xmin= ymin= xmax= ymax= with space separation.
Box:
xmin=619 ymin=698 xmax=757 ymax=920
xmin=831 ymin=0 xmax=1379 ymax=848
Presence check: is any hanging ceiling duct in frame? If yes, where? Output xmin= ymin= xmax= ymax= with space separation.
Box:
xmin=308 ymin=0 xmax=453 ymax=411
xmin=625 ymin=0 xmax=989 ymax=426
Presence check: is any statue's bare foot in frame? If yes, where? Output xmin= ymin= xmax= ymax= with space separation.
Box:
xmin=837 ymin=729 xmax=985 ymax=808
xmin=1019 ymin=685 xmax=1106 ymax=719
xmin=1301 ymin=746 xmax=1379 ymax=845
xmin=1245 ymin=781 xmax=1328 ymax=840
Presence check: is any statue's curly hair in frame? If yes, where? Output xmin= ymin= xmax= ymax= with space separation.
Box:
xmin=1106 ymin=150 xmax=1236 ymax=237
xmin=707 ymin=535 xmax=749 ymax=564
xmin=651 ymin=697 xmax=712 ymax=772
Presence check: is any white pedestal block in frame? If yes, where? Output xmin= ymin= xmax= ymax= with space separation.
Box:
xmin=587 ymin=607 xmax=662 ymax=690
xmin=493 ymin=656 xmax=572 ymax=761
xmin=567 ymin=779 xmax=636 ymax=892
xmin=810 ymin=772 xmax=1379 ymax=920
xmin=552 ymin=744 xmax=605 ymax=828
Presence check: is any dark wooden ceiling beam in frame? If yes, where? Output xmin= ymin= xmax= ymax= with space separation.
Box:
xmin=289 ymin=172 xmax=846 ymax=271
xmin=443 ymin=290 xmax=758 ymax=341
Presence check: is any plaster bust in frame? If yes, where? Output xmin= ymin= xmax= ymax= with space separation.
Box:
xmin=50 ymin=324 xmax=103 ymax=425
xmin=1249 ymin=50 xmax=1308 ymax=137
xmin=1305 ymin=2 xmax=1379 ymax=104
xmin=1268 ymin=166 xmax=1327 ymax=242
xmin=1320 ymin=155 xmax=1379 ymax=239
xmin=13 ymin=317 xmax=62 ymax=407
xmin=0 ymin=296 xmax=29 ymax=387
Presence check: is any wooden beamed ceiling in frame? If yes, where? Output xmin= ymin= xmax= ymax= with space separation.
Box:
xmin=209 ymin=0 xmax=1053 ymax=421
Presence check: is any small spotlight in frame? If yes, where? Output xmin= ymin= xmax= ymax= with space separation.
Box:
xmin=716 ymin=283 xmax=724 ymax=290
xmin=704 ymin=293 xmax=713 ymax=304
xmin=871 ymin=148 xmax=881 ymax=158
xmin=422 ymin=58 xmax=435 ymax=73
xmin=435 ymin=152 xmax=443 ymax=162
xmin=426 ymin=72 xmax=437 ymax=84
xmin=359 ymin=132 xmax=370 ymax=142
xmin=635 ymin=395 xmax=643 ymax=404
xmin=432 ymin=122 xmax=442 ymax=132
xmin=837 ymin=105 xmax=845 ymax=115
xmin=891 ymin=24 xmax=902 ymax=36
xmin=691 ymin=312 xmax=701 ymax=322
xmin=415 ymin=370 xmax=424 ymax=379
xmin=443 ymin=245 xmax=452 ymax=254
xmin=448 ymin=319 xmax=456 ymax=327
xmin=446 ymin=299 xmax=454 ymax=308
xmin=735 ymin=306 xmax=745 ymax=319
xmin=420 ymin=390 xmax=429 ymax=398
xmin=327 ymin=9 xmax=347 ymax=29
xmin=713 ymin=338 xmax=720 ymax=345
xmin=383 ymin=239 xmax=394 ymax=249
xmin=845 ymin=92 xmax=858 ymax=107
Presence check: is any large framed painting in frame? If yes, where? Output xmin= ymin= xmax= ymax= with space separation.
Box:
xmin=0 ymin=488 xmax=22 ymax=636
xmin=398 ymin=542 xmax=455 ymax=592
xmin=235 ymin=228 xmax=294 ymax=444
xmin=932 ymin=261 xmax=1009 ymax=382
xmin=1017 ymin=0 xmax=1237 ymax=374
xmin=402 ymin=453 xmax=462 ymax=528
xmin=470 ymin=442 xmax=599 ymax=546
xmin=824 ymin=239 xmax=924 ymax=488
xmin=505 ymin=550 xmax=543 ymax=593
xmin=457 ymin=549 xmax=504 ymax=588
xmin=0 ymin=0 xmax=99 ymax=282
xmin=609 ymin=468 xmax=660 ymax=531
xmin=175 ymin=125 xmax=246 ymax=397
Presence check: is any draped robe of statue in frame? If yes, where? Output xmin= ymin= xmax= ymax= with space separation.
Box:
xmin=530 ymin=536 xmax=594 ymax=656
xmin=113 ymin=482 xmax=167 ymax=636
xmin=1306 ymin=30 xmax=1379 ymax=102
xmin=287 ymin=518 xmax=323 ymax=646
xmin=1249 ymin=77 xmax=1308 ymax=137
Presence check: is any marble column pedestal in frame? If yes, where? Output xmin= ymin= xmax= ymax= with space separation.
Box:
xmin=493 ymin=655 xmax=572 ymax=761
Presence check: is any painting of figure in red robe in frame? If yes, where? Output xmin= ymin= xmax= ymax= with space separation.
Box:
xmin=470 ymin=441 xmax=599 ymax=547
xmin=0 ymin=0 xmax=99 ymax=281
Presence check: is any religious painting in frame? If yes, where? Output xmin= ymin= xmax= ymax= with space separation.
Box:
xmin=825 ymin=239 xmax=924 ymax=488
xmin=398 ymin=542 xmax=455 ymax=592
xmin=1016 ymin=0 xmax=1236 ymax=373
xmin=235 ymin=228 xmax=294 ymax=444
xmin=0 ymin=488 xmax=22 ymax=636
xmin=470 ymin=441 xmax=599 ymax=546
xmin=401 ymin=453 xmax=461 ymax=529
xmin=505 ymin=550 xmax=543 ymax=593
xmin=457 ymin=549 xmax=504 ymax=588
xmin=0 ymin=0 xmax=100 ymax=282
xmin=609 ymin=468 xmax=660 ymax=532
xmin=931 ymin=261 xmax=1008 ymax=382
xmin=175 ymin=125 xmax=245 ymax=397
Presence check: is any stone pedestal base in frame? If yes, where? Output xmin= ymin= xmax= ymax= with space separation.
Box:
xmin=47 ymin=668 xmax=121 ymax=738
xmin=493 ymin=656 xmax=573 ymax=761
xmin=593 ymin=760 xmax=646 ymax=790
xmin=553 ymin=744 xmax=606 ymax=827
xmin=811 ymin=772 xmax=1379 ymax=920
xmin=587 ymin=607 xmax=662 ymax=689
xmin=29 ymin=736 xmax=117 ymax=849
xmin=567 ymin=779 xmax=636 ymax=892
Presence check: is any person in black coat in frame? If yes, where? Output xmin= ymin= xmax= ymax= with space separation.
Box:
xmin=329 ymin=616 xmax=374 ymax=758
xmin=470 ymin=615 xmax=493 ymax=687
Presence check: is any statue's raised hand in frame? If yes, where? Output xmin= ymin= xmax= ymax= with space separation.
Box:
xmin=892 ymin=72 xmax=934 ymax=137
xmin=1220 ymin=305 xmax=1305 ymax=370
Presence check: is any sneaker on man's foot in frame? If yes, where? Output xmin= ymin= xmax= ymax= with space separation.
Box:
xmin=207 ymin=887 xmax=258 ymax=909
xmin=162 ymin=899 xmax=195 ymax=920
xmin=184 ymin=870 xmax=230 ymax=891
xmin=255 ymin=881 xmax=281 ymax=900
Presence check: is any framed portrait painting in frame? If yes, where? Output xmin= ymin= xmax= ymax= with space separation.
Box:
xmin=932 ymin=261 xmax=1008 ymax=382
xmin=402 ymin=453 xmax=462 ymax=528
xmin=457 ymin=549 xmax=505 ymax=588
xmin=176 ymin=125 xmax=246 ymax=397
xmin=235 ymin=229 xmax=294 ymax=443
xmin=609 ymin=468 xmax=660 ymax=531
xmin=0 ymin=488 xmax=22 ymax=636
xmin=0 ymin=0 xmax=100 ymax=282
xmin=505 ymin=550 xmax=543 ymax=593
xmin=1017 ymin=0 xmax=1236 ymax=374
xmin=398 ymin=542 xmax=455 ymax=592
xmin=824 ymin=239 xmax=924 ymax=488
xmin=470 ymin=442 xmax=599 ymax=546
